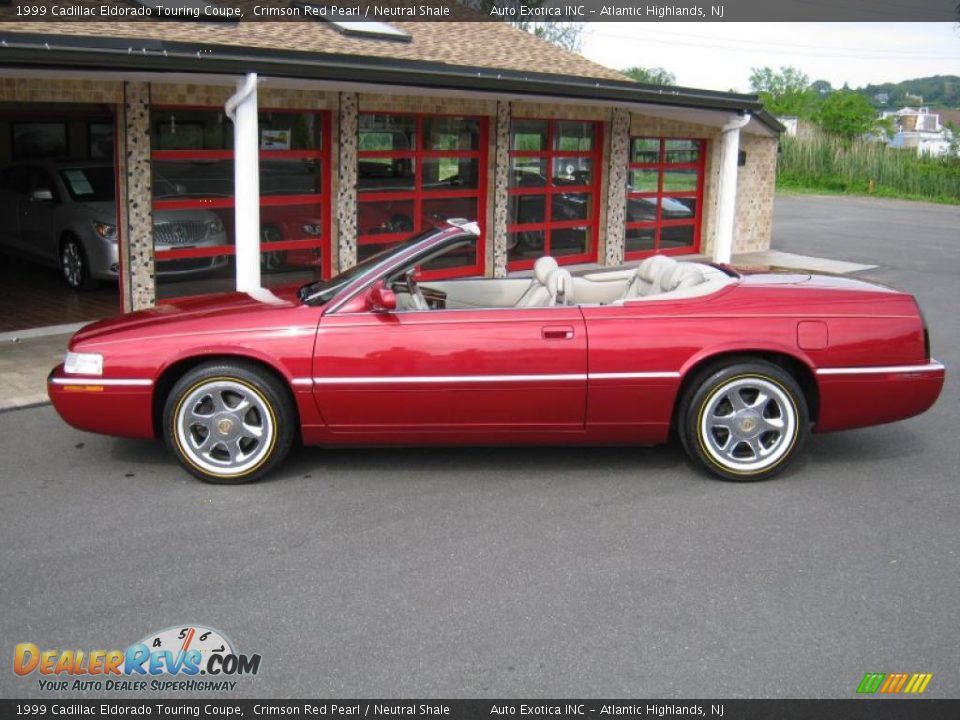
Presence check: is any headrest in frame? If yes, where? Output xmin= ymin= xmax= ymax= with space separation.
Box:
xmin=546 ymin=268 xmax=575 ymax=304
xmin=533 ymin=256 xmax=559 ymax=285
xmin=637 ymin=255 xmax=676 ymax=283
xmin=660 ymin=264 xmax=705 ymax=292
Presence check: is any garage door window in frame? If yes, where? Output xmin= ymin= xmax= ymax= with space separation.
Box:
xmin=625 ymin=137 xmax=705 ymax=258
xmin=508 ymin=119 xmax=602 ymax=269
xmin=150 ymin=107 xmax=331 ymax=298
xmin=357 ymin=113 xmax=487 ymax=278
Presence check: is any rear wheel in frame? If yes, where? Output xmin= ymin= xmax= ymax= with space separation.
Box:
xmin=678 ymin=360 xmax=809 ymax=481
xmin=163 ymin=362 xmax=296 ymax=484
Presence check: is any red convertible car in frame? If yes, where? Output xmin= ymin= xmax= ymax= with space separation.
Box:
xmin=48 ymin=221 xmax=945 ymax=484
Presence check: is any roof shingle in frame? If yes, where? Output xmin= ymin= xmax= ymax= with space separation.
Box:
xmin=0 ymin=19 xmax=628 ymax=82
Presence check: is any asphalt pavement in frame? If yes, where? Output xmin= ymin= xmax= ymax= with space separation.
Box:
xmin=1 ymin=194 xmax=958 ymax=699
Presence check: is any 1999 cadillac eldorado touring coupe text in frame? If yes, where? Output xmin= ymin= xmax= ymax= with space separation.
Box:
xmin=48 ymin=221 xmax=945 ymax=484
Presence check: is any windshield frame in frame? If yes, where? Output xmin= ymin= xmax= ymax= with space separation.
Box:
xmin=299 ymin=225 xmax=468 ymax=310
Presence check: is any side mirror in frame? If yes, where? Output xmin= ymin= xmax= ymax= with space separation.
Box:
xmin=368 ymin=281 xmax=396 ymax=313
xmin=31 ymin=188 xmax=53 ymax=202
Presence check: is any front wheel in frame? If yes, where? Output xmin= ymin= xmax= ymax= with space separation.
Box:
xmin=678 ymin=361 xmax=809 ymax=481
xmin=60 ymin=236 xmax=96 ymax=290
xmin=163 ymin=362 xmax=296 ymax=484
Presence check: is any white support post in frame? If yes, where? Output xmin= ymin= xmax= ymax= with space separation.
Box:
xmin=225 ymin=73 xmax=261 ymax=292
xmin=713 ymin=112 xmax=751 ymax=265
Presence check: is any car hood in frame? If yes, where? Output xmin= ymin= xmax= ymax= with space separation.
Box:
xmin=71 ymin=285 xmax=304 ymax=348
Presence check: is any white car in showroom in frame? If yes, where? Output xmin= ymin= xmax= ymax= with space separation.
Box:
xmin=0 ymin=160 xmax=228 ymax=289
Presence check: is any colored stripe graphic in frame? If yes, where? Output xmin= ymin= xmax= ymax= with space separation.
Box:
xmin=857 ymin=672 xmax=932 ymax=694
xmin=857 ymin=673 xmax=885 ymax=694
xmin=904 ymin=673 xmax=933 ymax=694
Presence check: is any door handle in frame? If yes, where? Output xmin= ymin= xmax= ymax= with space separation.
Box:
xmin=542 ymin=325 xmax=574 ymax=340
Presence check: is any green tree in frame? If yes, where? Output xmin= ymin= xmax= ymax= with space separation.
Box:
xmin=528 ymin=22 xmax=584 ymax=52
xmin=621 ymin=66 xmax=676 ymax=86
xmin=749 ymin=65 xmax=819 ymax=118
xmin=810 ymin=80 xmax=833 ymax=98
xmin=815 ymin=91 xmax=881 ymax=140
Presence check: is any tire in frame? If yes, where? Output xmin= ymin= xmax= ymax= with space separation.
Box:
xmin=260 ymin=225 xmax=287 ymax=271
xmin=386 ymin=214 xmax=414 ymax=233
xmin=678 ymin=360 xmax=809 ymax=482
xmin=60 ymin=236 xmax=96 ymax=290
xmin=162 ymin=361 xmax=296 ymax=484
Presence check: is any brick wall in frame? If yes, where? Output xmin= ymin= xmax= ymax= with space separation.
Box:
xmin=733 ymin=133 xmax=778 ymax=254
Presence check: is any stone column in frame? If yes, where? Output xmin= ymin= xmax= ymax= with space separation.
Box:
xmin=117 ymin=82 xmax=155 ymax=311
xmin=336 ymin=92 xmax=359 ymax=272
xmin=491 ymin=100 xmax=511 ymax=278
xmin=603 ymin=107 xmax=630 ymax=267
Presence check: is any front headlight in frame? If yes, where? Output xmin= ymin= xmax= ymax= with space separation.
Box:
xmin=204 ymin=217 xmax=225 ymax=237
xmin=64 ymin=352 xmax=103 ymax=376
xmin=92 ymin=221 xmax=117 ymax=243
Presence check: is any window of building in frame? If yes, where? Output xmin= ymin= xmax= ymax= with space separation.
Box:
xmin=625 ymin=137 xmax=705 ymax=258
xmin=507 ymin=118 xmax=602 ymax=269
xmin=357 ymin=112 xmax=487 ymax=278
xmin=150 ymin=107 xmax=331 ymax=298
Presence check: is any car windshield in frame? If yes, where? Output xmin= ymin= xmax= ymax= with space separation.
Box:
xmin=58 ymin=167 xmax=115 ymax=202
xmin=298 ymin=229 xmax=441 ymax=306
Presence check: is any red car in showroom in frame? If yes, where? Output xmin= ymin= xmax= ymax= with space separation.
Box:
xmin=48 ymin=221 xmax=945 ymax=484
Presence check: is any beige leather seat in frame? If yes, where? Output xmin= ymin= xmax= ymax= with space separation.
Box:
xmin=659 ymin=264 xmax=705 ymax=293
xmin=624 ymin=255 xmax=677 ymax=299
xmin=515 ymin=256 xmax=559 ymax=307
xmin=545 ymin=268 xmax=575 ymax=306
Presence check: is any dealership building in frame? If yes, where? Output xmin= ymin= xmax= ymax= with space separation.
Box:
xmin=0 ymin=18 xmax=781 ymax=320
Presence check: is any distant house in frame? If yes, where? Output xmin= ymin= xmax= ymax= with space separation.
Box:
xmin=880 ymin=107 xmax=955 ymax=157
xmin=776 ymin=116 xmax=816 ymax=139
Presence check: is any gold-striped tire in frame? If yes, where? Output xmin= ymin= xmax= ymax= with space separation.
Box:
xmin=163 ymin=361 xmax=296 ymax=484
xmin=678 ymin=360 xmax=810 ymax=482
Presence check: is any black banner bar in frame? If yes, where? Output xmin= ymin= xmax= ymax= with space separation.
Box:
xmin=0 ymin=0 xmax=954 ymax=23
xmin=4 ymin=700 xmax=960 ymax=720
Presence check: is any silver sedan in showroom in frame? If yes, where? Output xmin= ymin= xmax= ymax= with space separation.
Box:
xmin=0 ymin=161 xmax=228 ymax=289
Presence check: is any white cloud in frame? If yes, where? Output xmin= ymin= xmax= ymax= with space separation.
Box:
xmin=580 ymin=22 xmax=960 ymax=92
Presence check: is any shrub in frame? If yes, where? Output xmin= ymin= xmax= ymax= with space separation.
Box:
xmin=777 ymin=132 xmax=960 ymax=203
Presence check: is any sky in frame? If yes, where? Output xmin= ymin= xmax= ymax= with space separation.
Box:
xmin=579 ymin=22 xmax=960 ymax=92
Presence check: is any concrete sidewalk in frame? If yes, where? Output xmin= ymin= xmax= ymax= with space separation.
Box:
xmin=0 ymin=333 xmax=69 ymax=411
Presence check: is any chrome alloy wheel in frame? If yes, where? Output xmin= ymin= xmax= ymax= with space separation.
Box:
xmin=175 ymin=379 xmax=275 ymax=477
xmin=61 ymin=242 xmax=84 ymax=288
xmin=699 ymin=377 xmax=797 ymax=474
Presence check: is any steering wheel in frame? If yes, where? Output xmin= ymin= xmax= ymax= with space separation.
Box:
xmin=403 ymin=269 xmax=429 ymax=311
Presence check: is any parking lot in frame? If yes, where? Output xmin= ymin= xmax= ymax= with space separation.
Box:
xmin=1 ymin=194 xmax=958 ymax=699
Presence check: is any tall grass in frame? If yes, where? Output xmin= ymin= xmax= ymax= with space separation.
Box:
xmin=777 ymin=132 xmax=960 ymax=203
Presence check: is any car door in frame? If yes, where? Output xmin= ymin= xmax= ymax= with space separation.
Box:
xmin=18 ymin=167 xmax=59 ymax=262
xmin=0 ymin=166 xmax=31 ymax=253
xmin=312 ymin=305 xmax=588 ymax=436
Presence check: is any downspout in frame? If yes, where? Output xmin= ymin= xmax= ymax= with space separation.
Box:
xmin=225 ymin=73 xmax=260 ymax=292
xmin=712 ymin=112 xmax=751 ymax=265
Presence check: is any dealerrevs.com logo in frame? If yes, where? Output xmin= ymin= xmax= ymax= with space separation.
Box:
xmin=13 ymin=625 xmax=261 ymax=692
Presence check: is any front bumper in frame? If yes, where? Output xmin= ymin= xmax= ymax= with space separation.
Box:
xmin=47 ymin=364 xmax=156 ymax=439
